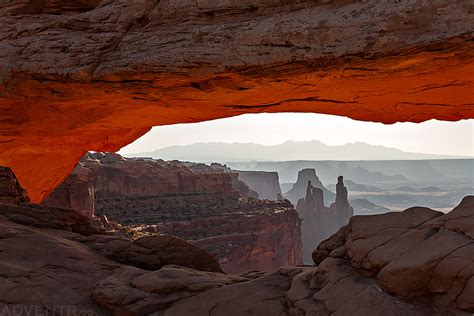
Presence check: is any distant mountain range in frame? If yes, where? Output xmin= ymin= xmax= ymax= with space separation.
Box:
xmin=126 ymin=140 xmax=468 ymax=162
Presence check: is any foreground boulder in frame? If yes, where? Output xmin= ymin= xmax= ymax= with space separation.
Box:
xmin=0 ymin=213 xmax=114 ymax=314
xmin=314 ymin=196 xmax=474 ymax=314
xmin=93 ymin=262 xmax=440 ymax=315
xmin=92 ymin=265 xmax=252 ymax=315
xmin=75 ymin=233 xmax=222 ymax=273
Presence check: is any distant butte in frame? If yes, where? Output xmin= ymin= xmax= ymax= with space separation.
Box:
xmin=0 ymin=1 xmax=473 ymax=201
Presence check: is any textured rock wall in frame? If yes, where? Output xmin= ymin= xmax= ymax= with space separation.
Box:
xmin=0 ymin=0 xmax=473 ymax=202
xmin=45 ymin=152 xmax=243 ymax=204
xmin=139 ymin=199 xmax=303 ymax=274
xmin=297 ymin=176 xmax=353 ymax=263
xmin=0 ymin=166 xmax=29 ymax=204
xmin=42 ymin=164 xmax=95 ymax=218
xmin=237 ymin=170 xmax=282 ymax=200
xmin=44 ymin=152 xmax=242 ymax=220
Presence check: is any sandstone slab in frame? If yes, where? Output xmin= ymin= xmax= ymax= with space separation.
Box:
xmin=313 ymin=196 xmax=474 ymax=313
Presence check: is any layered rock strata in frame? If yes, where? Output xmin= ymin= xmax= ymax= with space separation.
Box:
xmin=44 ymin=152 xmax=244 ymax=218
xmin=297 ymin=176 xmax=354 ymax=263
xmin=44 ymin=153 xmax=303 ymax=273
xmin=0 ymin=0 xmax=473 ymax=202
xmin=136 ymin=198 xmax=302 ymax=273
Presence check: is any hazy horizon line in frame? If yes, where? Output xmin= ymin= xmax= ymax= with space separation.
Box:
xmin=123 ymin=139 xmax=473 ymax=158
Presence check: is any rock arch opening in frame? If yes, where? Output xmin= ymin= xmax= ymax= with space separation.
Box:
xmin=1 ymin=0 xmax=474 ymax=313
xmin=41 ymin=113 xmax=473 ymax=270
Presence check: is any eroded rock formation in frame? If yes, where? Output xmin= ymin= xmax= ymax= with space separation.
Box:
xmin=236 ymin=170 xmax=282 ymax=200
xmin=286 ymin=168 xmax=335 ymax=205
xmin=44 ymin=153 xmax=303 ymax=273
xmin=0 ymin=0 xmax=473 ymax=202
xmin=297 ymin=176 xmax=354 ymax=263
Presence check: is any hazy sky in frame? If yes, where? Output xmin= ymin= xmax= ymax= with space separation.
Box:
xmin=119 ymin=113 xmax=474 ymax=157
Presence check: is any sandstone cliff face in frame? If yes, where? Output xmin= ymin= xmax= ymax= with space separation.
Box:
xmin=237 ymin=170 xmax=282 ymax=200
xmin=297 ymin=176 xmax=354 ymax=263
xmin=136 ymin=199 xmax=302 ymax=274
xmin=0 ymin=0 xmax=472 ymax=203
xmin=286 ymin=168 xmax=335 ymax=205
xmin=45 ymin=153 xmax=303 ymax=273
xmin=44 ymin=152 xmax=240 ymax=214
xmin=42 ymin=164 xmax=95 ymax=219
xmin=89 ymin=153 xmax=237 ymax=196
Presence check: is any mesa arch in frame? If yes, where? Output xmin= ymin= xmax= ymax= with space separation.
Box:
xmin=0 ymin=0 xmax=473 ymax=202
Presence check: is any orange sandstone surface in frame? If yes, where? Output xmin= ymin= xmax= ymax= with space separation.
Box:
xmin=0 ymin=0 xmax=473 ymax=201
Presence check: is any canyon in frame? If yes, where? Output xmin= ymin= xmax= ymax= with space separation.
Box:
xmin=0 ymin=0 xmax=473 ymax=202
xmin=0 ymin=1 xmax=473 ymax=314
xmin=231 ymin=159 xmax=474 ymax=212
xmin=1 ymin=166 xmax=473 ymax=314
xmin=44 ymin=152 xmax=303 ymax=273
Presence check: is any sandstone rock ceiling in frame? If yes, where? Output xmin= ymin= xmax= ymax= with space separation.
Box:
xmin=0 ymin=0 xmax=473 ymax=202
